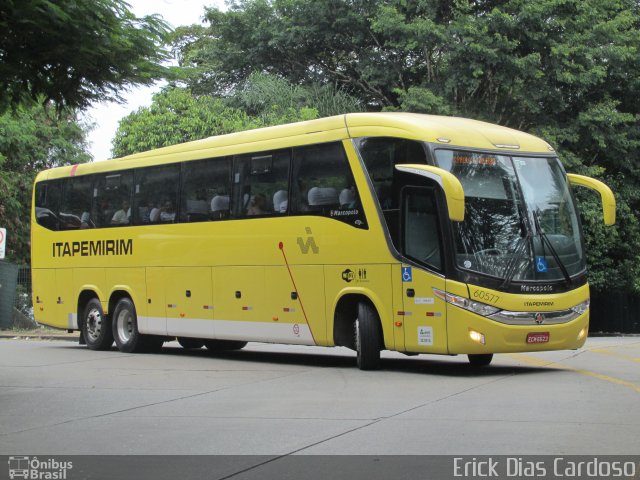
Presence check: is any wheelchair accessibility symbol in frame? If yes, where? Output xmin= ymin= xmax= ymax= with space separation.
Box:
xmin=402 ymin=267 xmax=413 ymax=282
xmin=536 ymin=256 xmax=548 ymax=273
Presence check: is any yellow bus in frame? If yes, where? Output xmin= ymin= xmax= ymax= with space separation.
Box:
xmin=31 ymin=113 xmax=616 ymax=369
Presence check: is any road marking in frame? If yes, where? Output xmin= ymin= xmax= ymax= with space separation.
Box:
xmin=502 ymin=353 xmax=640 ymax=394
xmin=588 ymin=347 xmax=640 ymax=363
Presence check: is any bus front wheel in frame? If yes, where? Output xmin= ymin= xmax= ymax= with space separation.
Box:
xmin=468 ymin=354 xmax=493 ymax=366
xmin=355 ymin=302 xmax=381 ymax=370
xmin=82 ymin=298 xmax=113 ymax=351
xmin=112 ymin=298 xmax=163 ymax=353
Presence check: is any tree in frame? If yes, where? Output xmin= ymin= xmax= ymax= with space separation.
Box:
xmin=112 ymin=74 xmax=361 ymax=157
xmin=0 ymin=0 xmax=171 ymax=111
xmin=228 ymin=72 xmax=363 ymax=119
xmin=0 ymin=103 xmax=91 ymax=263
xmin=176 ymin=0 xmax=393 ymax=106
xmin=112 ymin=85 xmax=318 ymax=157
xmin=174 ymin=0 xmax=640 ymax=294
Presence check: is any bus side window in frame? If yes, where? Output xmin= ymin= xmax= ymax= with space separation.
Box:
xmin=291 ymin=142 xmax=367 ymax=229
xmin=133 ymin=164 xmax=180 ymax=225
xmin=93 ymin=171 xmax=133 ymax=228
xmin=34 ymin=180 xmax=62 ymax=231
xmin=59 ymin=176 xmax=94 ymax=231
xmin=181 ymin=157 xmax=232 ymax=222
xmin=232 ymin=150 xmax=290 ymax=218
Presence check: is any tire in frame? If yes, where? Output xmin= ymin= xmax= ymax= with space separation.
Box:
xmin=354 ymin=302 xmax=382 ymax=370
xmin=82 ymin=298 xmax=113 ymax=350
xmin=204 ymin=339 xmax=247 ymax=351
xmin=468 ymin=354 xmax=493 ymax=366
xmin=112 ymin=297 xmax=163 ymax=353
xmin=177 ymin=337 xmax=204 ymax=349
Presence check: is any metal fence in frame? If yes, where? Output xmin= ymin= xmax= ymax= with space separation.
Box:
xmin=590 ymin=291 xmax=640 ymax=334
xmin=0 ymin=262 xmax=34 ymax=329
xmin=15 ymin=265 xmax=33 ymax=320
xmin=0 ymin=261 xmax=19 ymax=329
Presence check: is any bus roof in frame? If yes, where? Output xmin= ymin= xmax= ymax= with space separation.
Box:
xmin=39 ymin=113 xmax=554 ymax=181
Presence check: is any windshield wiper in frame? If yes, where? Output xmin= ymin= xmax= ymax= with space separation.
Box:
xmin=499 ymin=234 xmax=531 ymax=290
xmin=532 ymin=209 xmax=572 ymax=286
xmin=500 ymin=201 xmax=532 ymax=290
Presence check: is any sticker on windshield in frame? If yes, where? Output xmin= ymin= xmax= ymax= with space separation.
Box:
xmin=536 ymin=256 xmax=548 ymax=273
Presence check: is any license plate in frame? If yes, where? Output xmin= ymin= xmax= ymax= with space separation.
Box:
xmin=527 ymin=332 xmax=550 ymax=344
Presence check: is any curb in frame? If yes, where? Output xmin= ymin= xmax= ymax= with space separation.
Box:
xmin=0 ymin=333 xmax=79 ymax=341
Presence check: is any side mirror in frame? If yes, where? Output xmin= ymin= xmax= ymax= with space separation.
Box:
xmin=567 ymin=174 xmax=616 ymax=225
xmin=395 ymin=164 xmax=465 ymax=222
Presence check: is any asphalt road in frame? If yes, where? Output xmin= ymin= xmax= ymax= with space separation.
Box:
xmin=0 ymin=336 xmax=638 ymax=458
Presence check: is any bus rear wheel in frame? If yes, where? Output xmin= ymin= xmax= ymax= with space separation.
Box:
xmin=354 ymin=302 xmax=381 ymax=370
xmin=82 ymin=298 xmax=113 ymax=351
xmin=112 ymin=297 xmax=163 ymax=353
xmin=468 ymin=354 xmax=493 ymax=366
xmin=204 ymin=340 xmax=247 ymax=351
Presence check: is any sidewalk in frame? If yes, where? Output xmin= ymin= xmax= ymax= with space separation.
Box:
xmin=0 ymin=328 xmax=78 ymax=341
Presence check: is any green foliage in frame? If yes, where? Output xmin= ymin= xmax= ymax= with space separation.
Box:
xmin=112 ymin=83 xmax=321 ymax=158
xmin=172 ymin=0 xmax=640 ymax=294
xmin=230 ymin=72 xmax=363 ymax=119
xmin=112 ymin=72 xmax=363 ymax=157
xmin=175 ymin=0 xmax=395 ymax=106
xmin=0 ymin=0 xmax=171 ymax=111
xmin=0 ymin=103 xmax=90 ymax=263
xmin=112 ymin=88 xmax=249 ymax=157
xmin=390 ymin=87 xmax=451 ymax=115
xmin=576 ymin=179 xmax=640 ymax=293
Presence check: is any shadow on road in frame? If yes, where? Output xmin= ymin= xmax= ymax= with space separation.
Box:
xmin=117 ymin=343 xmax=554 ymax=377
xmin=52 ymin=341 xmax=556 ymax=377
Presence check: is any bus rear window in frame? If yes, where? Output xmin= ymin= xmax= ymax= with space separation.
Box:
xmin=34 ymin=180 xmax=62 ymax=231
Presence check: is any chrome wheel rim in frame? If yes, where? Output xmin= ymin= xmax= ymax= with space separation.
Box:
xmin=86 ymin=308 xmax=102 ymax=342
xmin=116 ymin=309 xmax=134 ymax=344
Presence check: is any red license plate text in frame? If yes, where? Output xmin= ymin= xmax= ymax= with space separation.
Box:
xmin=527 ymin=332 xmax=550 ymax=344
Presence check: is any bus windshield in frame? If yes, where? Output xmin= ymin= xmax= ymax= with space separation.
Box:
xmin=434 ymin=150 xmax=585 ymax=282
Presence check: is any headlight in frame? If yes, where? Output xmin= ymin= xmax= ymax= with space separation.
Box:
xmin=433 ymin=288 xmax=500 ymax=316
xmin=571 ymin=299 xmax=590 ymax=315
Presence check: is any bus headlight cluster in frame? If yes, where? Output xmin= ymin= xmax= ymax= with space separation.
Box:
xmin=433 ymin=288 xmax=500 ymax=317
xmin=571 ymin=299 xmax=590 ymax=315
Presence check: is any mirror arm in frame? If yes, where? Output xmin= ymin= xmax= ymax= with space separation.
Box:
xmin=567 ymin=173 xmax=616 ymax=225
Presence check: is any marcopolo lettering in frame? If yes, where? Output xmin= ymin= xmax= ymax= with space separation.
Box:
xmin=52 ymin=239 xmax=133 ymax=258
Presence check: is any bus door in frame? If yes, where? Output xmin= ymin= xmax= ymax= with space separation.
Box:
xmin=397 ymin=186 xmax=449 ymax=354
